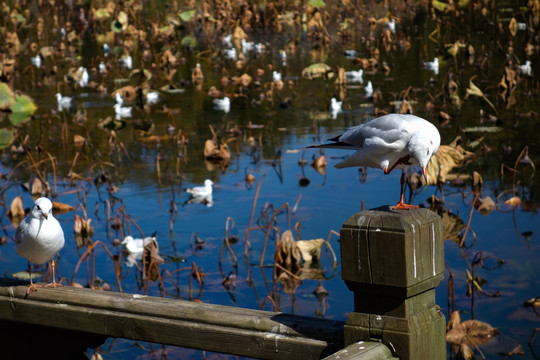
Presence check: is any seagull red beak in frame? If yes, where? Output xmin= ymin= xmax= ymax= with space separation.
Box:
xmin=42 ymin=212 xmax=48 ymax=219
xmin=422 ymin=167 xmax=427 ymax=182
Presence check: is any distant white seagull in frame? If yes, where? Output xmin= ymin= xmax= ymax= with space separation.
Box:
xmin=424 ymin=57 xmax=439 ymax=75
xmin=519 ymin=60 xmax=532 ymax=77
xmin=31 ymin=54 xmax=42 ymax=69
xmin=14 ymin=197 xmax=65 ymax=294
xmin=222 ymin=34 xmax=233 ymax=48
xmin=344 ymin=49 xmax=359 ymax=59
xmin=114 ymin=92 xmax=124 ymax=105
xmin=330 ymin=98 xmax=343 ymax=119
xmin=345 ymin=69 xmax=363 ymax=83
xmin=186 ymin=179 xmax=214 ymax=197
xmin=213 ymin=97 xmax=231 ymax=113
xmin=241 ymin=39 xmax=255 ymax=53
xmin=99 ymin=61 xmax=107 ymax=74
xmin=146 ymin=91 xmax=160 ymax=105
xmin=119 ymin=54 xmax=133 ymax=70
xmin=307 ymin=114 xmax=440 ymax=209
xmin=122 ymin=233 xmax=157 ymax=267
xmin=224 ymin=47 xmax=237 ymax=60
xmin=103 ymin=43 xmax=111 ymax=57
xmin=114 ymin=103 xmax=132 ymax=118
xmin=55 ymin=93 xmax=72 ymax=111
xmin=273 ymin=71 xmax=282 ymax=82
xmin=279 ymin=50 xmax=287 ymax=66
xmin=386 ymin=18 xmax=396 ymax=33
xmin=364 ymin=81 xmax=374 ymax=98
xmin=77 ymin=66 xmax=89 ymax=87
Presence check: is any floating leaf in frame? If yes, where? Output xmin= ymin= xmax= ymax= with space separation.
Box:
xmin=10 ymin=94 xmax=37 ymax=125
xmin=0 ymin=82 xmax=16 ymax=110
xmin=181 ymin=35 xmax=197 ymax=48
xmin=302 ymin=63 xmax=333 ymax=80
xmin=447 ymin=310 xmax=461 ymax=331
xmin=275 ymin=230 xmax=302 ymax=271
xmin=508 ymin=17 xmax=518 ymax=36
xmin=296 ymin=238 xmax=325 ymax=263
xmin=308 ymin=0 xmax=326 ymax=8
xmin=178 ymin=9 xmax=196 ymax=22
xmin=432 ymin=0 xmax=448 ymax=12
xmin=53 ymin=201 xmax=75 ymax=214
xmin=504 ymin=196 xmax=521 ymax=207
xmin=477 ymin=196 xmax=495 ymax=215
xmin=446 ymin=319 xmax=499 ymax=347
xmin=0 ymin=128 xmax=15 ymax=149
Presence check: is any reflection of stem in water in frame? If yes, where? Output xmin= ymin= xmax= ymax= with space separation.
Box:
xmin=272 ymin=149 xmax=283 ymax=183
xmin=445 ymin=264 xmax=456 ymax=315
xmin=459 ymin=192 xmax=478 ymax=248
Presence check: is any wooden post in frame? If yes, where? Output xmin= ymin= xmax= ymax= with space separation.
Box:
xmin=340 ymin=206 xmax=446 ymax=360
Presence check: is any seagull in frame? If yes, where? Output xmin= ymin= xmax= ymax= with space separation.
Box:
xmin=344 ymin=49 xmax=359 ymax=59
xmin=241 ymin=39 xmax=255 ymax=53
xmin=31 ymin=54 xmax=42 ymax=68
xmin=98 ymin=61 xmax=107 ymax=74
xmin=119 ymin=54 xmax=133 ymax=70
xmin=330 ymin=98 xmax=343 ymax=119
xmin=364 ymin=81 xmax=374 ymax=98
xmin=222 ymin=34 xmax=233 ymax=48
xmin=122 ymin=233 xmax=157 ymax=267
xmin=273 ymin=71 xmax=282 ymax=82
xmin=55 ymin=93 xmax=73 ymax=111
xmin=424 ymin=57 xmax=439 ymax=75
xmin=519 ymin=60 xmax=532 ymax=77
xmin=307 ymin=114 xmax=441 ymax=209
xmin=103 ymin=43 xmax=111 ymax=57
xmin=14 ymin=197 xmax=65 ymax=294
xmin=213 ymin=97 xmax=231 ymax=113
xmin=279 ymin=50 xmax=287 ymax=66
xmin=77 ymin=66 xmax=89 ymax=88
xmin=345 ymin=69 xmax=363 ymax=83
xmin=186 ymin=179 xmax=214 ymax=197
xmin=386 ymin=18 xmax=396 ymax=33
xmin=224 ymin=47 xmax=237 ymax=60
xmin=114 ymin=103 xmax=132 ymax=118
xmin=114 ymin=92 xmax=124 ymax=105
xmin=146 ymin=91 xmax=160 ymax=105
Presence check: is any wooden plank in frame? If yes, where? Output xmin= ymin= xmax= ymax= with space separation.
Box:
xmin=322 ymin=341 xmax=397 ymax=360
xmin=0 ymin=279 xmax=344 ymax=359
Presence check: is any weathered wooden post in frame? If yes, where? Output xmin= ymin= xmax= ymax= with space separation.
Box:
xmin=340 ymin=206 xmax=446 ymax=360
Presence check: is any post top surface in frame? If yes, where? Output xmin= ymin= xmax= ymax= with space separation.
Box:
xmin=342 ymin=207 xmax=441 ymax=232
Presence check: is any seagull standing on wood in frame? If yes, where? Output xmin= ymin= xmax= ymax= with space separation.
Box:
xmin=14 ymin=197 xmax=65 ymax=294
xmin=308 ymin=114 xmax=440 ymax=209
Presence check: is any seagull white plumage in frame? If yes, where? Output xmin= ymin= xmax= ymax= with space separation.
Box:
xmin=273 ymin=71 xmax=282 ymax=82
xmin=120 ymin=55 xmax=133 ymax=70
xmin=55 ymin=93 xmax=73 ymax=111
xmin=186 ymin=179 xmax=214 ymax=197
xmin=330 ymin=98 xmax=343 ymax=119
xmin=99 ymin=61 xmax=107 ymax=74
xmin=146 ymin=91 xmax=160 ymax=105
xmin=224 ymin=47 xmax=237 ymax=60
xmin=77 ymin=66 xmax=89 ymax=88
xmin=345 ymin=69 xmax=363 ymax=83
xmin=364 ymin=81 xmax=373 ymax=98
xmin=424 ymin=57 xmax=439 ymax=75
xmin=103 ymin=43 xmax=111 ymax=57
xmin=241 ymin=39 xmax=255 ymax=53
xmin=121 ymin=233 xmax=157 ymax=267
xmin=14 ymin=197 xmax=65 ymax=294
xmin=114 ymin=92 xmax=124 ymax=105
xmin=31 ymin=54 xmax=42 ymax=69
xmin=307 ymin=114 xmax=441 ymax=209
xmin=519 ymin=60 xmax=532 ymax=77
xmin=222 ymin=34 xmax=233 ymax=48
xmin=114 ymin=103 xmax=132 ymax=118
xmin=279 ymin=50 xmax=287 ymax=66
xmin=386 ymin=18 xmax=396 ymax=33
xmin=344 ymin=49 xmax=359 ymax=59
xmin=213 ymin=97 xmax=231 ymax=113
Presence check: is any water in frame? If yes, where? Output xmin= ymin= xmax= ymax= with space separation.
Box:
xmin=1 ymin=1 xmax=539 ymax=358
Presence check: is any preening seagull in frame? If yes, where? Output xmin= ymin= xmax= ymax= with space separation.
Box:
xmin=307 ymin=114 xmax=441 ymax=209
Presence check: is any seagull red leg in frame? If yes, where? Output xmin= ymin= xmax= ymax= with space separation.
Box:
xmin=26 ymin=261 xmax=40 ymax=295
xmin=44 ymin=259 xmax=63 ymax=289
xmin=393 ymin=171 xmax=419 ymax=210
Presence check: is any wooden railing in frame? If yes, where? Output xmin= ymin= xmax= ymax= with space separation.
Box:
xmin=0 ymin=207 xmax=445 ymax=359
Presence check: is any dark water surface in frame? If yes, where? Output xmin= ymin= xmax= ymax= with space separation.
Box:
xmin=1 ymin=1 xmax=539 ymax=358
